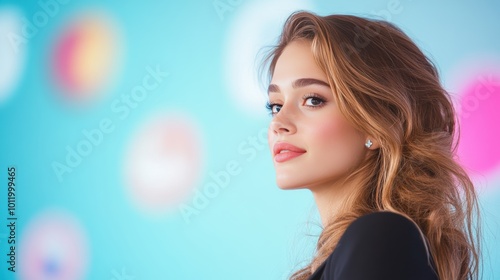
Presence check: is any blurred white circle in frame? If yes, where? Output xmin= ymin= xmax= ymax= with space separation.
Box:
xmin=0 ymin=7 xmax=26 ymax=104
xmin=223 ymin=0 xmax=314 ymax=118
xmin=124 ymin=111 xmax=205 ymax=214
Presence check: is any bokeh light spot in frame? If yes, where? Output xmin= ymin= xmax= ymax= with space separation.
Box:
xmin=454 ymin=65 xmax=500 ymax=180
xmin=18 ymin=210 xmax=89 ymax=280
xmin=51 ymin=10 xmax=122 ymax=104
xmin=223 ymin=0 xmax=313 ymax=118
xmin=124 ymin=112 xmax=205 ymax=214
xmin=0 ymin=7 xmax=26 ymax=104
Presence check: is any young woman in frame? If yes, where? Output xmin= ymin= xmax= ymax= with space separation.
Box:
xmin=261 ymin=11 xmax=481 ymax=280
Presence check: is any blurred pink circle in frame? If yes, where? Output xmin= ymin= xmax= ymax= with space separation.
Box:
xmin=124 ymin=112 xmax=205 ymax=213
xmin=18 ymin=210 xmax=89 ymax=280
xmin=52 ymin=11 xmax=122 ymax=103
xmin=456 ymin=72 xmax=500 ymax=177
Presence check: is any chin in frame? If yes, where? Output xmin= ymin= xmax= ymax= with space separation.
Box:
xmin=275 ymin=180 xmax=308 ymax=190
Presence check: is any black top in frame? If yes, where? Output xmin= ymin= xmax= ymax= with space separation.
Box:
xmin=308 ymin=211 xmax=439 ymax=280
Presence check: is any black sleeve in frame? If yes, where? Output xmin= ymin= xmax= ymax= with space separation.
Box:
xmin=321 ymin=211 xmax=439 ymax=280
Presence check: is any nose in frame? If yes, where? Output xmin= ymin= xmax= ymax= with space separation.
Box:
xmin=269 ymin=107 xmax=296 ymax=135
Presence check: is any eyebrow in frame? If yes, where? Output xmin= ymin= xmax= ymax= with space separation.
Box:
xmin=267 ymin=78 xmax=331 ymax=95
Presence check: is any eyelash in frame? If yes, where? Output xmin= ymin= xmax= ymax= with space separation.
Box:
xmin=265 ymin=93 xmax=326 ymax=117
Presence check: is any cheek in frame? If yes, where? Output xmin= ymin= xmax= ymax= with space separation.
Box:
xmin=310 ymin=117 xmax=363 ymax=154
xmin=314 ymin=119 xmax=347 ymax=142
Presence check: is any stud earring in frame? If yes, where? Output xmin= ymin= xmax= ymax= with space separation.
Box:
xmin=365 ymin=139 xmax=373 ymax=148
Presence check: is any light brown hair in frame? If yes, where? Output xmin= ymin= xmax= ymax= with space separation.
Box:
xmin=260 ymin=10 xmax=481 ymax=280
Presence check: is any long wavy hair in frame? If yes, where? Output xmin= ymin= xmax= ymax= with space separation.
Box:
xmin=260 ymin=11 xmax=481 ymax=280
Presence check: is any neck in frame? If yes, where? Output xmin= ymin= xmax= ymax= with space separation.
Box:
xmin=310 ymin=176 xmax=362 ymax=227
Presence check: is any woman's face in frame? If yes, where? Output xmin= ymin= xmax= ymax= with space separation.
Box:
xmin=267 ymin=39 xmax=369 ymax=191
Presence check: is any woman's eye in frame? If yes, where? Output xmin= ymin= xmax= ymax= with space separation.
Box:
xmin=265 ymin=102 xmax=281 ymax=116
xmin=265 ymin=94 xmax=325 ymax=117
xmin=304 ymin=96 xmax=324 ymax=106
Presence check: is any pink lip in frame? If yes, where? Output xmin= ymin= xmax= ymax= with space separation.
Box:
xmin=273 ymin=142 xmax=306 ymax=163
